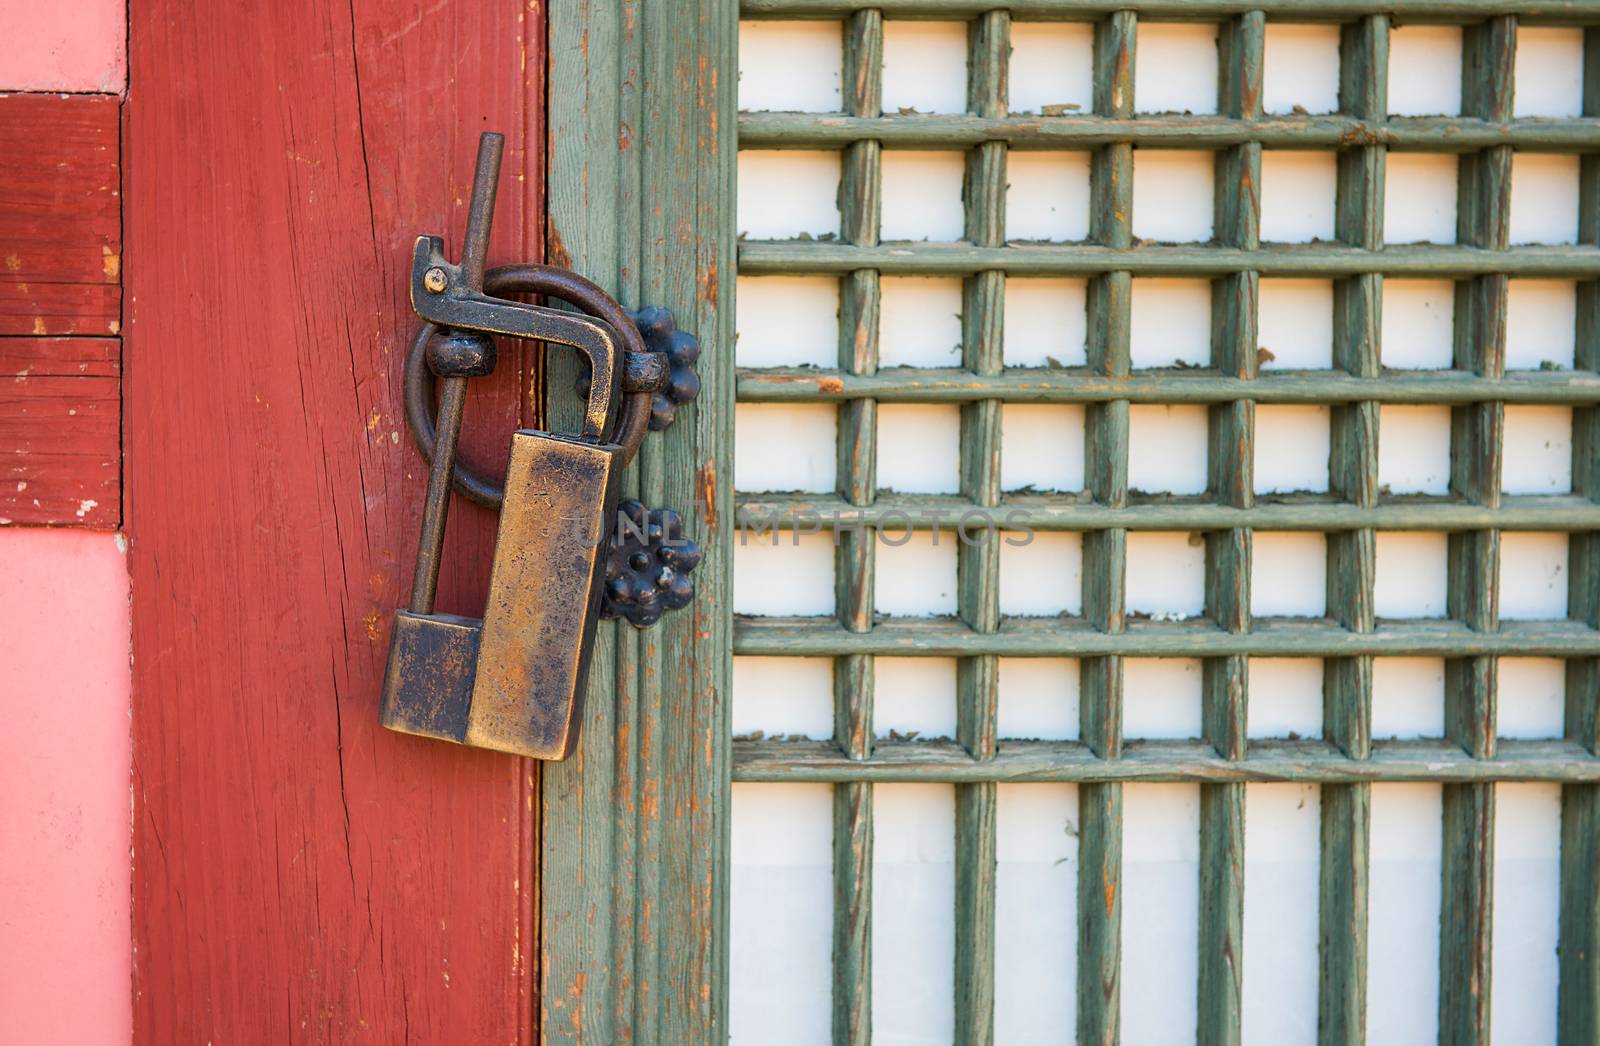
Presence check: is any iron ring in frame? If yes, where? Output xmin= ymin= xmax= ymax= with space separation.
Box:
xmin=403 ymin=264 xmax=653 ymax=509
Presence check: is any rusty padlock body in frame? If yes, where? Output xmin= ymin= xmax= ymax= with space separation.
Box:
xmin=381 ymin=227 xmax=632 ymax=759
xmin=382 ymin=428 xmax=622 ymax=759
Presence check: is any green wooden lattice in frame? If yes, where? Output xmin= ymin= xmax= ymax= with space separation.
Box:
xmin=733 ymin=5 xmax=1600 ymax=1045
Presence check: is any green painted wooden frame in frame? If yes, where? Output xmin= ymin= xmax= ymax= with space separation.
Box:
xmin=541 ymin=0 xmax=736 ymax=1042
xmin=540 ymin=2 xmax=1600 ymax=1041
xmin=735 ymin=5 xmax=1600 ymax=1046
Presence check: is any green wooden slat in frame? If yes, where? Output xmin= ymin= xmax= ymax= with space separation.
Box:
xmin=833 ymin=776 xmax=872 ymax=1046
xmin=1080 ymin=15 xmax=1134 ymax=1044
xmin=733 ymin=616 xmax=1600 ymax=658
xmin=737 ymin=366 xmax=1600 ymax=405
xmin=737 ymin=492 xmax=1600 ymax=531
xmin=741 ymin=0 xmax=1600 ymax=17
xmin=1560 ymin=26 xmax=1600 ymax=1044
xmin=543 ymin=0 xmax=630 ymax=1037
xmin=954 ymin=778 xmax=998 ymax=1045
xmin=738 ymin=112 xmax=1600 ymax=151
xmin=1559 ymin=783 xmax=1600 ymax=1044
xmin=544 ymin=0 xmax=734 ymax=1042
xmin=1196 ymin=17 xmax=1260 ymax=1043
xmin=738 ymin=240 xmax=1600 ymax=277
xmin=832 ymin=13 xmax=880 ymax=1045
xmin=1438 ymin=19 xmax=1515 ymax=1043
xmin=953 ymin=14 xmax=1007 ymax=1044
xmin=731 ymin=738 xmax=1600 ymax=783
xmin=1319 ymin=18 xmax=1385 ymax=1042
xmin=1078 ymin=781 xmax=1123 ymax=1046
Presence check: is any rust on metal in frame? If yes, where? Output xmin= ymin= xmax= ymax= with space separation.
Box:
xmin=381 ymin=131 xmax=627 ymax=760
xmin=466 ymin=431 xmax=622 ymax=758
xmin=381 ymin=129 xmax=704 ymax=760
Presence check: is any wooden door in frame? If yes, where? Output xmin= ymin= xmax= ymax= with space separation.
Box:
xmin=125 ymin=3 xmax=544 ymax=1040
xmin=126 ymin=0 xmax=733 ymax=1040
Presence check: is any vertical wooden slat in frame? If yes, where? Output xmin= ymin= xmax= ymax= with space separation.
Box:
xmin=1559 ymin=27 xmax=1600 ymax=1045
xmin=1198 ymin=17 xmax=1261 ymax=1046
xmin=954 ymin=12 xmax=1009 ymax=1046
xmin=543 ymin=0 xmax=735 ymax=1041
xmin=834 ymin=12 xmax=882 ymax=1045
xmin=1319 ymin=16 xmax=1385 ymax=1045
xmin=1438 ymin=18 xmax=1515 ymax=1045
xmin=1080 ymin=14 xmax=1135 ymax=1045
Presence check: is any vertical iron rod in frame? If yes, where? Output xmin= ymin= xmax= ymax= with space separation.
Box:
xmin=409 ymin=132 xmax=506 ymax=613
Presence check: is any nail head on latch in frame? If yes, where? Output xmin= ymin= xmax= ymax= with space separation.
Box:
xmin=423 ymin=266 xmax=448 ymax=293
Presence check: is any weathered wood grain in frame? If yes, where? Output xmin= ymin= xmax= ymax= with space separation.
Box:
xmin=0 ymin=93 xmax=122 ymax=527
xmin=735 ymin=615 xmax=1600 ymax=658
xmin=951 ymin=15 xmax=1007 ymax=1043
xmin=0 ymin=337 xmax=119 ymax=527
xmin=1318 ymin=19 xmax=1387 ymax=1040
xmin=737 ymin=366 xmax=1600 ymax=405
xmin=739 ymin=240 xmax=1600 ymax=277
xmin=743 ymin=0 xmax=1600 ymax=15
xmin=732 ymin=737 xmax=1600 ymax=784
xmin=1077 ymin=15 xmax=1135 ymax=1042
xmin=1195 ymin=21 xmax=1260 ymax=1040
xmin=1077 ymin=781 xmax=1122 ymax=1046
xmin=1437 ymin=20 xmax=1515 ymax=1044
xmin=740 ymin=112 xmax=1600 ymax=151
xmin=831 ymin=13 xmax=880 ymax=1042
xmin=735 ymin=492 xmax=1600 ymax=532
xmin=0 ymin=94 xmax=120 ymax=338
xmin=127 ymin=0 xmax=542 ymax=1039
xmin=1560 ymin=28 xmax=1600 ymax=1041
xmin=541 ymin=0 xmax=734 ymax=1041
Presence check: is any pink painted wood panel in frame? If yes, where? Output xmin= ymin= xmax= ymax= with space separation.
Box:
xmin=0 ymin=0 xmax=126 ymax=92
xmin=0 ymin=529 xmax=131 ymax=1045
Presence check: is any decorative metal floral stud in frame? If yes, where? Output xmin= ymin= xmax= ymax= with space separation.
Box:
xmin=601 ymin=500 xmax=701 ymax=627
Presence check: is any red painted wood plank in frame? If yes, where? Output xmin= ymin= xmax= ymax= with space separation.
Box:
xmin=126 ymin=1 xmax=543 ymax=1041
xmin=0 ymin=337 xmax=119 ymax=526
xmin=0 ymin=94 xmax=120 ymax=336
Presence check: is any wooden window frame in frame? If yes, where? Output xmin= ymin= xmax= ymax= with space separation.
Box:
xmin=732 ymin=4 xmax=1600 ymax=1044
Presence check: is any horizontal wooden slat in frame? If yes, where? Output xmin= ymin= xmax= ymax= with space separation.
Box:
xmin=734 ymin=616 xmax=1600 ymax=657
xmin=0 ymin=93 xmax=121 ymax=337
xmin=741 ymin=0 xmax=1600 ymax=20
xmin=736 ymin=492 xmax=1600 ymax=532
xmin=738 ymin=242 xmax=1600 ymax=277
xmin=741 ymin=112 xmax=1600 ymax=151
xmin=738 ymin=367 xmax=1600 ymax=404
xmin=0 ymin=337 xmax=121 ymax=527
xmin=732 ymin=737 xmax=1600 ymax=783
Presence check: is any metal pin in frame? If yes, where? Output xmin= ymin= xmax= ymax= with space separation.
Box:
xmin=408 ymin=132 xmax=505 ymax=613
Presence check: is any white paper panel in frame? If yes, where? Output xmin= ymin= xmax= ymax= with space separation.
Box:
xmin=1242 ymin=784 xmax=1321 ymax=1046
xmin=995 ymin=784 xmax=1080 ymax=1044
xmin=738 ymin=21 xmax=842 ymax=113
xmin=733 ymin=656 xmax=834 ymax=739
xmin=873 ymin=784 xmax=956 ymax=1044
xmin=1369 ymin=784 xmax=1444 ymax=1043
xmin=1122 ymin=784 xmax=1201 ymax=1046
xmin=730 ymin=784 xmax=834 ymax=1046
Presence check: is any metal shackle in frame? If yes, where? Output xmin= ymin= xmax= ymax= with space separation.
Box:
xmin=403 ymin=263 xmax=654 ymax=509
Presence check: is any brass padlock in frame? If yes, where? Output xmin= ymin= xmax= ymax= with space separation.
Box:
xmin=379 ymin=132 xmax=631 ymax=760
xmin=380 ymin=386 xmax=625 ymax=759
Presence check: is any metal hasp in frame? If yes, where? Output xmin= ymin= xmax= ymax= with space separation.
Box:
xmin=380 ymin=131 xmax=626 ymax=760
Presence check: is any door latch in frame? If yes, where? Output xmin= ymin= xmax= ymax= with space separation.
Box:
xmin=380 ymin=132 xmax=700 ymax=759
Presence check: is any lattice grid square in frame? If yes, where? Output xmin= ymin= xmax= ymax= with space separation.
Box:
xmin=733 ymin=6 xmax=1600 ymax=1042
